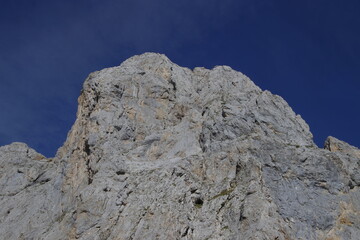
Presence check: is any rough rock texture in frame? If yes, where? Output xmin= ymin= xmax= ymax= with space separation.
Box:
xmin=1 ymin=53 xmax=360 ymax=240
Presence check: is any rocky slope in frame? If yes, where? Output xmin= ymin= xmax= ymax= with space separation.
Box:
xmin=1 ymin=53 xmax=359 ymax=240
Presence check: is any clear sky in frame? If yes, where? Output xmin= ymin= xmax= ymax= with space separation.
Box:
xmin=1 ymin=0 xmax=359 ymax=157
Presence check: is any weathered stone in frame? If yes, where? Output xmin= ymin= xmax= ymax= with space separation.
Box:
xmin=0 ymin=53 xmax=359 ymax=239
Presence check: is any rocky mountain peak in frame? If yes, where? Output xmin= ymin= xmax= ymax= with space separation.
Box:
xmin=1 ymin=53 xmax=359 ymax=239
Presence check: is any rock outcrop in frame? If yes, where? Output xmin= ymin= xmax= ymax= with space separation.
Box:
xmin=1 ymin=53 xmax=359 ymax=239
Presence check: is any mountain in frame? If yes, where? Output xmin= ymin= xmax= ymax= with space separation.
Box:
xmin=1 ymin=53 xmax=359 ymax=239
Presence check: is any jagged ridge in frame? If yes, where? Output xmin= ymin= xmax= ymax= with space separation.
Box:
xmin=1 ymin=53 xmax=359 ymax=239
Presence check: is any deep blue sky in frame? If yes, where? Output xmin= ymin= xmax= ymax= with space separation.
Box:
xmin=1 ymin=0 xmax=359 ymax=157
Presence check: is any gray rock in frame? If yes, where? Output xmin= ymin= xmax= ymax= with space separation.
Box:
xmin=1 ymin=53 xmax=359 ymax=239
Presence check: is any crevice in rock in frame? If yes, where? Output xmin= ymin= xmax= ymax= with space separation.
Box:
xmin=181 ymin=226 xmax=190 ymax=237
xmin=349 ymin=181 xmax=355 ymax=189
xmin=39 ymin=178 xmax=51 ymax=184
xmin=239 ymin=204 xmax=246 ymax=222
xmin=84 ymin=140 xmax=91 ymax=156
xmin=194 ymin=197 xmax=204 ymax=208
xmin=190 ymin=188 xmax=197 ymax=194
xmin=169 ymin=78 xmax=177 ymax=91
xmin=112 ymin=85 xmax=124 ymax=99
xmin=199 ymin=132 xmax=207 ymax=152
xmin=116 ymin=170 xmax=126 ymax=175
xmin=222 ymin=109 xmax=227 ymax=118
xmin=235 ymin=163 xmax=241 ymax=175
xmin=129 ymin=216 xmax=144 ymax=240
xmin=94 ymin=93 xmax=99 ymax=104
xmin=86 ymin=159 xmax=95 ymax=185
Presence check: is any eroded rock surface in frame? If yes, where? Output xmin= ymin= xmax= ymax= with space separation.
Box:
xmin=1 ymin=53 xmax=359 ymax=239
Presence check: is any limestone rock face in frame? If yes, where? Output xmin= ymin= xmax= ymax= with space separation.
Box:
xmin=1 ymin=53 xmax=359 ymax=239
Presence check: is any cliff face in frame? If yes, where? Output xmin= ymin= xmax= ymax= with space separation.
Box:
xmin=1 ymin=53 xmax=359 ymax=240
